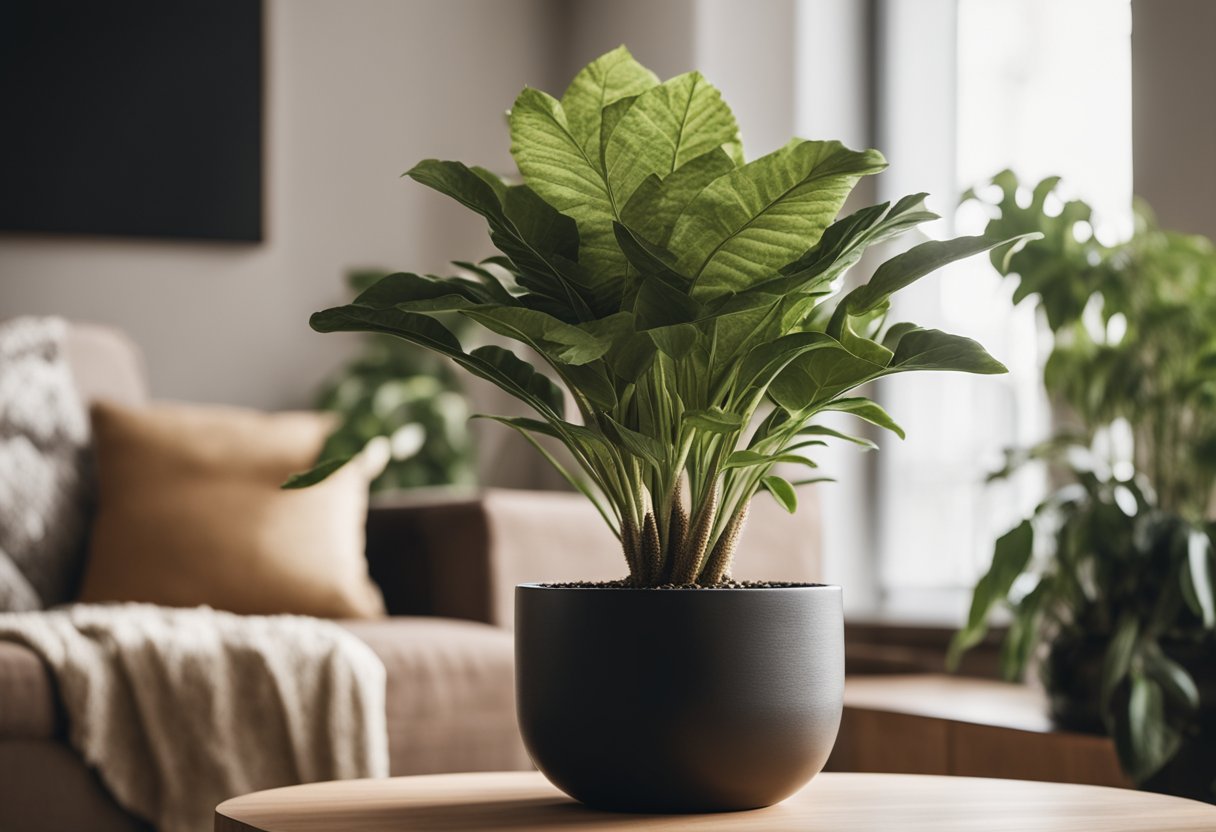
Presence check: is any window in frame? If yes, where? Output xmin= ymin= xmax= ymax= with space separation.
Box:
xmin=814 ymin=0 xmax=1133 ymax=618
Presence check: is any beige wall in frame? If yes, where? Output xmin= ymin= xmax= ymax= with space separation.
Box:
xmin=0 ymin=0 xmax=560 ymax=411
xmin=1132 ymin=0 xmax=1216 ymax=239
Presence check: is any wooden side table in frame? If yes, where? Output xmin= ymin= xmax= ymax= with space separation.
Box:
xmin=215 ymin=771 xmax=1216 ymax=831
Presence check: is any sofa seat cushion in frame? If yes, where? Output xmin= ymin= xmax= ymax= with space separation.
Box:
xmin=340 ymin=617 xmax=530 ymax=775
xmin=0 ymin=641 xmax=58 ymax=741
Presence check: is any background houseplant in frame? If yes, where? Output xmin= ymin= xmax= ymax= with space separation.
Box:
xmin=292 ymin=47 xmax=1027 ymax=812
xmin=313 ymin=269 xmax=476 ymax=493
xmin=950 ymin=172 xmax=1216 ymax=797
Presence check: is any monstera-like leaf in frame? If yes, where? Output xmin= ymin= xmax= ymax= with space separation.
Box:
xmin=295 ymin=46 xmax=1032 ymax=587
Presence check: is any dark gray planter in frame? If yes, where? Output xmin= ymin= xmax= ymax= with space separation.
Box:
xmin=514 ymin=583 xmax=844 ymax=813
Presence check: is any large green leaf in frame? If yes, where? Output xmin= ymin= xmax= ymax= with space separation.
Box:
xmin=761 ymin=193 xmax=939 ymax=298
xmin=405 ymin=160 xmax=594 ymax=319
xmin=669 ymin=139 xmax=887 ymax=299
xmin=510 ymin=88 xmax=624 ymax=287
xmin=829 ymin=233 xmax=1038 ymax=337
xmin=890 ymin=328 xmax=1008 ymax=374
xmin=310 ymin=305 xmax=566 ymax=418
xmin=768 ymin=341 xmax=888 ymax=412
xmin=604 ymin=71 xmax=741 ymax=208
xmin=560 ymin=46 xmax=658 ymax=158
xmin=620 ymin=148 xmax=736 ymax=247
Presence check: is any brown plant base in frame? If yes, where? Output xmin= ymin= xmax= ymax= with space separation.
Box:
xmin=541 ymin=580 xmax=824 ymax=589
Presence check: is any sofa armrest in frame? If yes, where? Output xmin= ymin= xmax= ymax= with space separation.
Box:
xmin=366 ymin=487 xmax=822 ymax=629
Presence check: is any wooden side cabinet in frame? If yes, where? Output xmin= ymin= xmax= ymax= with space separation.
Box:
xmin=826 ymin=674 xmax=1130 ymax=788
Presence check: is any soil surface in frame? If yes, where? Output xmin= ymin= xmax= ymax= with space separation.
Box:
xmin=539 ymin=580 xmax=825 ymax=589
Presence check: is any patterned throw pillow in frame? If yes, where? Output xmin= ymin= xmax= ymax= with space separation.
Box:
xmin=0 ymin=316 xmax=92 ymax=610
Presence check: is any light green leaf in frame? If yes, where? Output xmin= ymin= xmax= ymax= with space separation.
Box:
xmin=509 ymin=87 xmax=624 ymax=287
xmin=670 ymin=139 xmax=887 ymax=299
xmin=761 ymin=475 xmax=798 ymax=513
xmin=604 ymin=71 xmax=742 ymax=207
xmin=560 ymin=46 xmax=659 ymax=158
xmin=620 ymin=148 xmax=736 ymax=247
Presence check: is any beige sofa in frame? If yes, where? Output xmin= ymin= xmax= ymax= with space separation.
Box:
xmin=0 ymin=323 xmax=822 ymax=831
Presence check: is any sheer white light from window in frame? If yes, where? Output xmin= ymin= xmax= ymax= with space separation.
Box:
xmin=876 ymin=0 xmax=1133 ymax=619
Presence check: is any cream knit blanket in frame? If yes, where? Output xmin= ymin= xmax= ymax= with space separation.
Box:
xmin=0 ymin=603 xmax=388 ymax=832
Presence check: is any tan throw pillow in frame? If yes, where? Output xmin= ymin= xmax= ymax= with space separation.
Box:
xmin=77 ymin=401 xmax=386 ymax=618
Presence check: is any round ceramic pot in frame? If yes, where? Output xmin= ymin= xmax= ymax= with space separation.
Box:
xmin=514 ymin=583 xmax=844 ymax=813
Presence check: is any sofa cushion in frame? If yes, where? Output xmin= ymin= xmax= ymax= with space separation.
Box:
xmin=77 ymin=401 xmax=386 ymax=618
xmin=0 ymin=641 xmax=57 ymax=741
xmin=339 ymin=617 xmax=529 ymax=775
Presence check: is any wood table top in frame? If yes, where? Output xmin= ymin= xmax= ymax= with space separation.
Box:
xmin=215 ymin=771 xmax=1216 ymax=831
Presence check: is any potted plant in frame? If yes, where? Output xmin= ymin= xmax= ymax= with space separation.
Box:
xmin=291 ymin=48 xmax=1025 ymax=812
xmin=949 ymin=172 xmax=1216 ymax=799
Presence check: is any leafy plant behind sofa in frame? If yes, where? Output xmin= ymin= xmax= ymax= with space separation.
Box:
xmin=290 ymin=47 xmax=1031 ymax=587
xmin=951 ymin=171 xmax=1216 ymax=787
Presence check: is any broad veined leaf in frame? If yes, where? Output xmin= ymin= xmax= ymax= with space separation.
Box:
xmin=760 ymin=193 xmax=939 ymax=298
xmin=817 ymin=397 xmax=906 ymax=439
xmin=510 ymin=87 xmax=624 ymax=286
xmin=670 ymin=139 xmax=887 ymax=299
xmin=613 ymin=221 xmax=692 ymax=290
xmin=620 ymin=148 xmax=736 ymax=247
xmin=604 ymin=71 xmax=742 ymax=208
xmin=768 ymin=342 xmax=889 ymax=412
xmin=829 ymin=233 xmax=1040 ymax=337
xmin=310 ymin=305 xmax=566 ymax=418
xmin=405 ymin=160 xmax=594 ymax=319
xmin=559 ymin=46 xmax=658 ymax=158
xmin=734 ymin=331 xmax=838 ymax=399
xmin=890 ymin=328 xmax=1008 ymax=374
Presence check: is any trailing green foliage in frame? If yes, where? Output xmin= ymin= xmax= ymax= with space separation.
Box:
xmin=311 ymin=270 xmax=477 ymax=493
xmin=295 ymin=48 xmax=1021 ymax=586
xmin=951 ymin=173 xmax=1216 ymax=786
